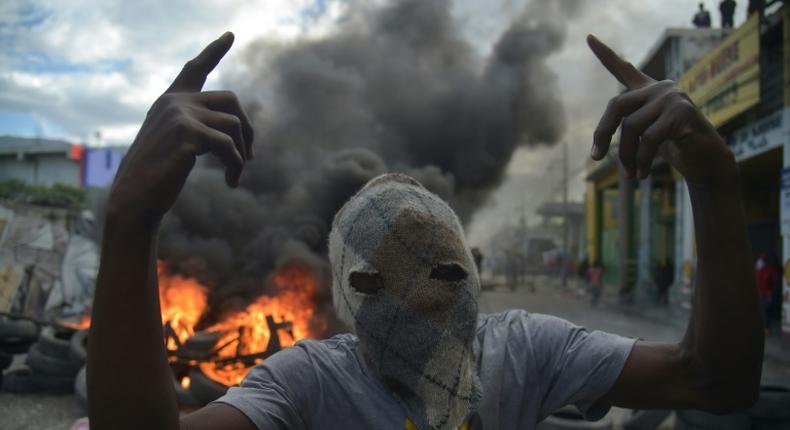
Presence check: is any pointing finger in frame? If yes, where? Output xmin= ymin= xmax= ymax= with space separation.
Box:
xmin=167 ymin=32 xmax=235 ymax=94
xmin=587 ymin=34 xmax=654 ymax=90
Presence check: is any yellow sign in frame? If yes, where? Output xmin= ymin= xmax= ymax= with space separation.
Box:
xmin=679 ymin=14 xmax=760 ymax=127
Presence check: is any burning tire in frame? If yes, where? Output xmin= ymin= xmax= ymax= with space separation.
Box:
xmin=179 ymin=331 xmax=221 ymax=360
xmin=70 ymin=329 xmax=88 ymax=363
xmin=0 ymin=366 xmax=74 ymax=394
xmin=25 ymin=342 xmax=83 ymax=378
xmin=188 ymin=367 xmax=229 ymax=406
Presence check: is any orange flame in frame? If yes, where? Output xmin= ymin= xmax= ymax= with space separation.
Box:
xmin=158 ymin=262 xmax=208 ymax=352
xmin=199 ymin=265 xmax=324 ymax=386
xmin=70 ymin=262 xmax=323 ymax=387
xmin=60 ymin=314 xmax=91 ymax=330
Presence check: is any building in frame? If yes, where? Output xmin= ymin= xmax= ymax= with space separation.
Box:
xmin=0 ymin=136 xmax=84 ymax=187
xmin=676 ymin=8 xmax=788 ymax=340
xmin=585 ymin=5 xmax=790 ymax=345
xmin=585 ymin=27 xmax=734 ymax=296
xmin=83 ymin=146 xmax=126 ymax=188
xmin=535 ymin=201 xmax=585 ymax=261
xmin=0 ymin=135 xmax=127 ymax=189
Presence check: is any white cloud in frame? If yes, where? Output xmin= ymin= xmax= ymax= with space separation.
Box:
xmin=0 ymin=0 xmax=346 ymax=143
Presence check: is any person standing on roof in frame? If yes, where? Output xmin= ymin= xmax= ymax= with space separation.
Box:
xmin=693 ymin=3 xmax=712 ymax=27
xmin=720 ymin=0 xmax=737 ymax=28
xmin=748 ymin=0 xmax=765 ymax=16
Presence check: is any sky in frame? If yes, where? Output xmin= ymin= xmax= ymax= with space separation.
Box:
xmin=0 ymin=0 xmax=752 ymax=243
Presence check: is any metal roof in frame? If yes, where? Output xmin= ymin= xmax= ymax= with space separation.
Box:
xmin=0 ymin=135 xmax=74 ymax=156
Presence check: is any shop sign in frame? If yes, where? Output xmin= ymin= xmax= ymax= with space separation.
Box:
xmin=679 ymin=14 xmax=760 ymax=127
xmin=730 ymin=108 xmax=788 ymax=162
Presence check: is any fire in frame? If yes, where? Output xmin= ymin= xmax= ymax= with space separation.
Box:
xmin=199 ymin=265 xmax=324 ymax=386
xmin=68 ymin=261 xmax=323 ymax=388
xmin=60 ymin=314 xmax=91 ymax=330
xmin=158 ymin=262 xmax=208 ymax=352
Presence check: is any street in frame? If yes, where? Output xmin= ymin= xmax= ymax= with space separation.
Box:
xmin=479 ymin=276 xmax=790 ymax=388
xmin=3 ymin=276 xmax=788 ymax=430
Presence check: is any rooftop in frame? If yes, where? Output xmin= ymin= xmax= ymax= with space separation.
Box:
xmin=0 ymin=135 xmax=76 ymax=156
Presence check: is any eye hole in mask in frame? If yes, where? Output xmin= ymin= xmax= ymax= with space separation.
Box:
xmin=430 ymin=263 xmax=468 ymax=282
xmin=349 ymin=271 xmax=385 ymax=295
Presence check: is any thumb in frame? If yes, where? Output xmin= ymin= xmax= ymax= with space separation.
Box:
xmin=166 ymin=32 xmax=234 ymax=93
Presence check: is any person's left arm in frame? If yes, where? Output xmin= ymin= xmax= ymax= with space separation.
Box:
xmin=586 ymin=35 xmax=763 ymax=413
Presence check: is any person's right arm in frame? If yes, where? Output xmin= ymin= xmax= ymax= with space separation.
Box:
xmin=87 ymin=32 xmax=257 ymax=430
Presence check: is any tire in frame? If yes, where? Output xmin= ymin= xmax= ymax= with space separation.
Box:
xmin=0 ymin=366 xmax=75 ymax=394
xmin=179 ymin=331 xmax=221 ymax=360
xmin=25 ymin=342 xmax=83 ymax=377
xmin=188 ymin=367 xmax=229 ymax=406
xmin=69 ymin=329 xmax=88 ymax=363
xmin=0 ymin=338 xmax=34 ymax=354
xmin=74 ymin=365 xmax=88 ymax=412
xmin=0 ymin=351 xmax=12 ymax=370
xmin=0 ymin=318 xmax=39 ymax=342
xmin=675 ymin=409 xmax=750 ymax=430
xmin=749 ymin=385 xmax=790 ymax=420
xmin=37 ymin=326 xmax=75 ymax=358
xmin=1 ymin=368 xmax=36 ymax=393
xmin=29 ymin=371 xmax=75 ymax=394
xmin=537 ymin=406 xmax=614 ymax=430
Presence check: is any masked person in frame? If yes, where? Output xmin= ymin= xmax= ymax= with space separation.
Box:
xmin=210 ymin=173 xmax=634 ymax=429
xmin=89 ymin=33 xmax=764 ymax=430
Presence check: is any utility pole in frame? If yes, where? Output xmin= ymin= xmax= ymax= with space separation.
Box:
xmin=561 ymin=141 xmax=569 ymax=288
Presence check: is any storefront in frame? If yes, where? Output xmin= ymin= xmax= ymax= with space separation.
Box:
xmin=676 ymin=9 xmax=790 ymax=340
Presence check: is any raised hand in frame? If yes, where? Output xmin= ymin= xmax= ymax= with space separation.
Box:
xmin=587 ymin=34 xmax=736 ymax=185
xmin=108 ymin=32 xmax=254 ymax=225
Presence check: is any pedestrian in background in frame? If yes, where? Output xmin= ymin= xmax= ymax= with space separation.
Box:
xmin=577 ymin=253 xmax=589 ymax=282
xmin=654 ymin=259 xmax=674 ymax=307
xmin=587 ymin=260 xmax=604 ymax=306
xmin=755 ymin=253 xmax=778 ymax=333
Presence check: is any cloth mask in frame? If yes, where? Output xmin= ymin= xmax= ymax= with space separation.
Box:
xmin=329 ymin=173 xmax=482 ymax=430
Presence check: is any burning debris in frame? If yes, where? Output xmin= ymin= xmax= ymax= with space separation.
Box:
xmin=161 ymin=262 xmax=325 ymax=390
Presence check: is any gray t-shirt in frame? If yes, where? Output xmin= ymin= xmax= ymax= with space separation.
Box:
xmin=214 ymin=310 xmax=636 ymax=429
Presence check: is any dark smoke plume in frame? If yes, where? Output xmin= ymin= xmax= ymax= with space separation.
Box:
xmin=157 ymin=0 xmax=579 ymax=327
